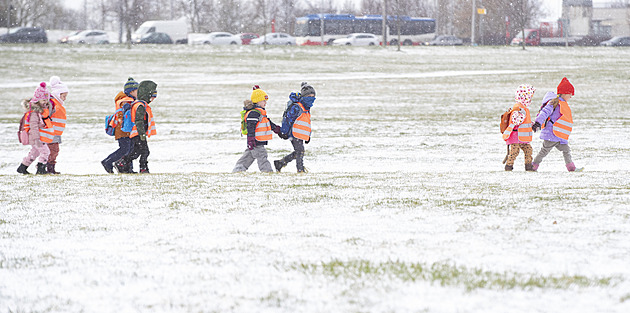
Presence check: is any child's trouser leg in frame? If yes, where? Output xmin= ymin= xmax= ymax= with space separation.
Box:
xmin=506 ymin=144 xmax=520 ymax=166
xmin=556 ymin=143 xmax=573 ymax=165
xmin=233 ymin=149 xmax=255 ymax=172
xmin=252 ymin=146 xmax=273 ymax=172
xmin=291 ymin=139 xmax=305 ymax=172
xmin=522 ymin=143 xmax=533 ymax=164
xmin=37 ymin=143 xmax=50 ymax=164
xmin=533 ymin=140 xmax=557 ymax=164
xmin=47 ymin=143 xmax=59 ymax=165
xmin=23 ymin=145 xmax=41 ymax=166
xmin=138 ymin=141 xmax=150 ymax=170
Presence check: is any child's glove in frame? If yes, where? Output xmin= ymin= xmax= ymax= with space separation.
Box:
xmin=139 ymin=134 xmax=147 ymax=141
xmin=279 ymin=133 xmax=289 ymax=140
xmin=532 ymin=121 xmax=541 ymax=133
xmin=247 ymin=136 xmax=256 ymax=150
xmin=305 ymin=138 xmax=310 ymax=144
xmin=272 ymin=124 xmax=281 ymax=134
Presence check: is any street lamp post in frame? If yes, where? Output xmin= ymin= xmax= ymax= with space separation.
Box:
xmin=471 ymin=0 xmax=476 ymax=45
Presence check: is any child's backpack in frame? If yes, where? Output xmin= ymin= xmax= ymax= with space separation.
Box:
xmin=105 ymin=108 xmax=123 ymax=136
xmin=499 ymin=107 xmax=517 ymax=134
xmin=240 ymin=109 xmax=249 ymax=136
xmin=17 ymin=112 xmax=30 ymax=145
xmin=120 ymin=104 xmax=133 ymax=132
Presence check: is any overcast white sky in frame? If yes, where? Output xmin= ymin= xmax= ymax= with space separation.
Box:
xmin=62 ymin=1 xmax=609 ymax=20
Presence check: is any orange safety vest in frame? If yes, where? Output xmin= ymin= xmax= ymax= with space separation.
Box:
xmin=552 ymin=100 xmax=573 ymax=140
xmin=246 ymin=108 xmax=272 ymax=141
xmin=292 ymin=102 xmax=311 ymax=141
xmin=501 ymin=103 xmax=532 ymax=142
xmin=129 ymin=101 xmax=156 ymax=138
xmin=39 ymin=108 xmax=55 ymax=143
xmin=50 ymin=98 xmax=66 ymax=136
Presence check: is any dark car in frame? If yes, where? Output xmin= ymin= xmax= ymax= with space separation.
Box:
xmin=135 ymin=32 xmax=173 ymax=44
xmin=0 ymin=27 xmax=48 ymax=43
xmin=599 ymin=36 xmax=630 ymax=47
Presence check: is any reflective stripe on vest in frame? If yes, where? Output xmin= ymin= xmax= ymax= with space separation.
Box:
xmin=517 ymin=107 xmax=532 ymax=143
xmin=552 ymin=101 xmax=573 ymax=140
xmin=130 ymin=101 xmax=155 ymax=138
xmin=247 ymin=108 xmax=272 ymax=141
xmin=292 ymin=102 xmax=311 ymax=140
xmin=50 ymin=98 xmax=67 ymax=136
xmin=39 ymin=109 xmax=55 ymax=143
xmin=501 ymin=104 xmax=532 ymax=142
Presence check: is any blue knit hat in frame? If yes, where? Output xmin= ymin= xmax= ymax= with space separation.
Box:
xmin=124 ymin=77 xmax=139 ymax=95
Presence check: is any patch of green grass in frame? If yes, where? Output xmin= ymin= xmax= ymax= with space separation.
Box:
xmin=293 ymin=259 xmax=619 ymax=291
xmin=621 ymin=293 xmax=630 ymax=303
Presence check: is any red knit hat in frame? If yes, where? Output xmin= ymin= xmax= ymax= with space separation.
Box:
xmin=556 ymin=77 xmax=574 ymax=95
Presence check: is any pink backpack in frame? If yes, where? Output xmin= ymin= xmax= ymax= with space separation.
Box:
xmin=18 ymin=112 xmax=29 ymax=145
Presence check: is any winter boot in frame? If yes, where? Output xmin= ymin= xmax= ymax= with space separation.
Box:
xmin=114 ymin=159 xmax=126 ymax=173
xmin=525 ymin=163 xmax=535 ymax=172
xmin=101 ymin=160 xmax=114 ymax=174
xmin=36 ymin=163 xmax=48 ymax=175
xmin=126 ymin=162 xmax=136 ymax=174
xmin=532 ymin=162 xmax=539 ymax=171
xmin=139 ymin=169 xmax=150 ymax=174
xmin=566 ymin=162 xmax=576 ymax=172
xmin=274 ymin=160 xmax=286 ymax=172
xmin=17 ymin=163 xmax=30 ymax=175
xmin=47 ymin=163 xmax=60 ymax=174
xmin=504 ymin=164 xmax=513 ymax=171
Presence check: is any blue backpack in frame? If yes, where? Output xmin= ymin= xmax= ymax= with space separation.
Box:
xmin=105 ymin=104 xmax=133 ymax=136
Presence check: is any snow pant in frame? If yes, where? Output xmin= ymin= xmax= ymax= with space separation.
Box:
xmin=232 ymin=146 xmax=273 ymax=172
xmin=279 ymin=138 xmax=305 ymax=172
xmin=47 ymin=143 xmax=60 ymax=165
xmin=23 ymin=141 xmax=50 ymax=166
xmin=103 ymin=137 xmax=132 ymax=167
xmin=506 ymin=143 xmax=533 ymax=166
xmin=533 ymin=140 xmax=573 ymax=165
xmin=123 ymin=136 xmax=150 ymax=170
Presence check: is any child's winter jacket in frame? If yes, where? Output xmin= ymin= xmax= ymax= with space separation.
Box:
xmin=535 ymin=92 xmax=568 ymax=144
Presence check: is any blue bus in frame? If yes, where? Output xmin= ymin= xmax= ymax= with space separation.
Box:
xmin=294 ymin=14 xmax=436 ymax=46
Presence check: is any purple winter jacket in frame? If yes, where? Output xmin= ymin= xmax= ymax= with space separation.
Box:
xmin=534 ymin=91 xmax=568 ymax=144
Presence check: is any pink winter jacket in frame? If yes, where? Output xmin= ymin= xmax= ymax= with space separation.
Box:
xmin=23 ymin=100 xmax=47 ymax=146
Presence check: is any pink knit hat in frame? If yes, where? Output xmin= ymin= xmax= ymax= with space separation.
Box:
xmin=30 ymin=82 xmax=50 ymax=103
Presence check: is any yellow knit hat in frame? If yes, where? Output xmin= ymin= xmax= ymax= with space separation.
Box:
xmin=250 ymin=85 xmax=268 ymax=103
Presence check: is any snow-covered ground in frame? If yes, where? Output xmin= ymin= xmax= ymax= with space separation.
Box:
xmin=1 ymin=44 xmax=629 ymax=312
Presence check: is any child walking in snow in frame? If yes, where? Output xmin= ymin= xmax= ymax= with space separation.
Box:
xmin=502 ymin=84 xmax=536 ymax=171
xmin=115 ymin=80 xmax=157 ymax=174
xmin=17 ymin=82 xmax=54 ymax=175
xmin=46 ymin=76 xmax=68 ymax=174
xmin=274 ymin=82 xmax=316 ymax=173
xmin=102 ymin=78 xmax=137 ymax=173
xmin=531 ymin=77 xmax=581 ymax=172
xmin=233 ymin=85 xmax=281 ymax=173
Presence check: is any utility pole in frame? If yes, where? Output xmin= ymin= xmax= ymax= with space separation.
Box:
xmin=381 ymin=0 xmax=387 ymax=47
xmin=471 ymin=0 xmax=476 ymax=45
xmin=6 ymin=0 xmax=10 ymax=33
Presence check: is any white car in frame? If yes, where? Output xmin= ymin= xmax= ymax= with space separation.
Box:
xmin=67 ymin=30 xmax=110 ymax=44
xmin=332 ymin=33 xmax=379 ymax=46
xmin=250 ymin=33 xmax=296 ymax=45
xmin=193 ymin=32 xmax=241 ymax=45
xmin=427 ymin=35 xmax=463 ymax=46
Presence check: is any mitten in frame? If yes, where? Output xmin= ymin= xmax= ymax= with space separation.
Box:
xmin=532 ymin=121 xmax=541 ymax=133
xmin=247 ymin=136 xmax=256 ymax=150
xmin=272 ymin=124 xmax=281 ymax=134
xmin=279 ymin=133 xmax=289 ymax=140
xmin=305 ymin=138 xmax=310 ymax=144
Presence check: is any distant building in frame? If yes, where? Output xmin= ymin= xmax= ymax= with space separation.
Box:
xmin=593 ymin=3 xmax=630 ymax=37
xmin=562 ymin=0 xmax=593 ymax=37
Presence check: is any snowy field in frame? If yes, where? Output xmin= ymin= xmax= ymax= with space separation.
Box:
xmin=1 ymin=44 xmax=629 ymax=312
